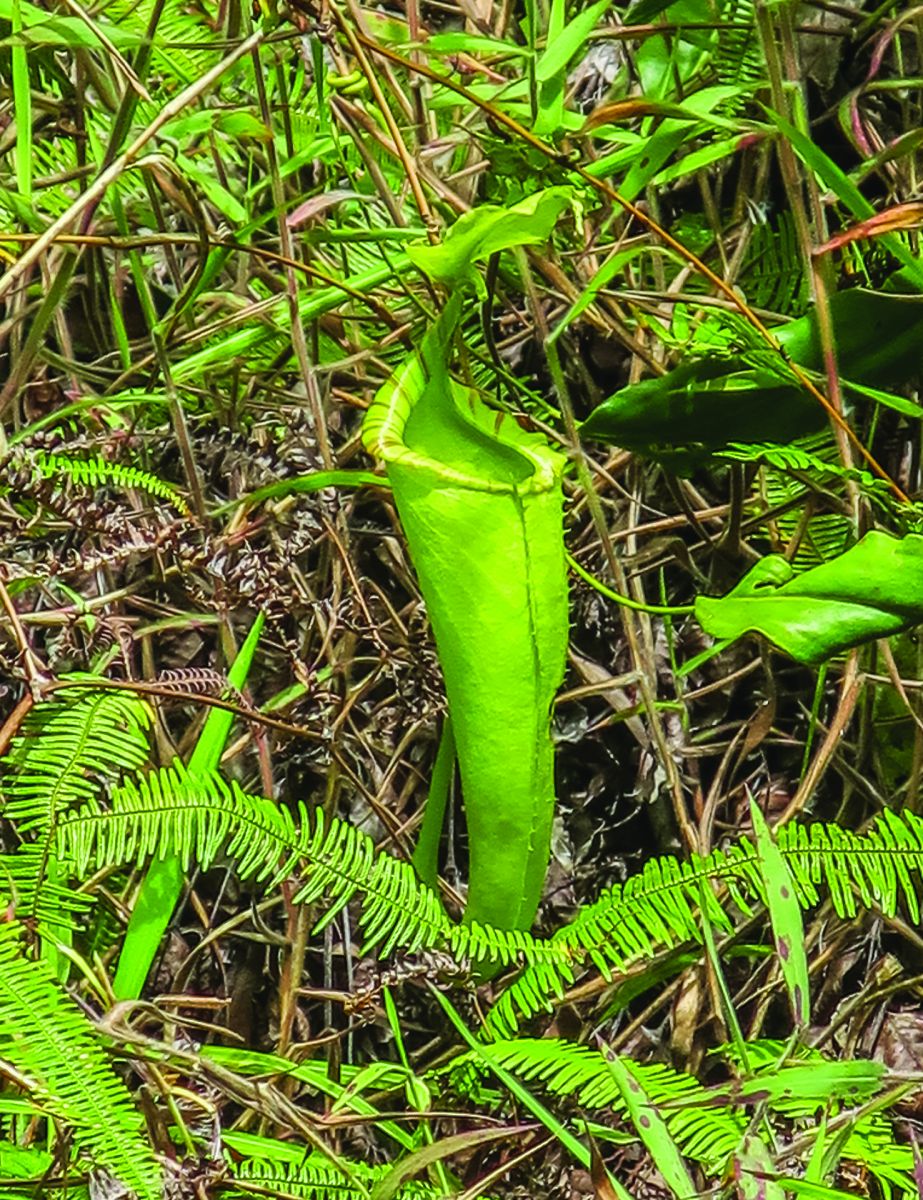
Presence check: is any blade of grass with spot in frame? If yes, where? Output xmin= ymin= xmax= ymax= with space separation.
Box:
xmin=749 ymin=795 xmax=810 ymax=1029
xmin=734 ymin=1134 xmax=786 ymax=1200
xmin=598 ymin=1039 xmax=697 ymax=1200
xmin=112 ymin=613 xmax=265 ymax=999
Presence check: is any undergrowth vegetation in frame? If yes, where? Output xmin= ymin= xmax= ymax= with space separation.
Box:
xmin=1 ymin=0 xmax=923 ymax=1196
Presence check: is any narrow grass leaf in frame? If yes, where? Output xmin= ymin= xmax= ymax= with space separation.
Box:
xmin=750 ymin=796 xmax=809 ymax=1028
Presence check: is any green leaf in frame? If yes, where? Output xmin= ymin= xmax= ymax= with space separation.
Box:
xmin=422 ymin=31 xmax=525 ymax=55
xmin=775 ymin=288 xmax=923 ymax=392
xmin=695 ymin=533 xmax=923 ymax=664
xmin=683 ymin=1059 xmax=885 ymax=1109
xmin=733 ymin=1135 xmax=786 ymax=1200
xmin=535 ymin=0 xmax=610 ymax=82
xmin=11 ymin=0 xmax=31 ymax=205
xmin=406 ymin=187 xmax=573 ymax=296
xmin=112 ymin=615 xmax=265 ymax=999
xmin=582 ymin=287 xmax=923 ymax=456
xmin=599 ymin=1043 xmax=697 ymax=1200
xmin=362 ymin=295 xmax=568 ymax=932
xmin=580 ymin=359 xmax=826 ymax=454
xmin=750 ymin=799 xmax=809 ymax=1028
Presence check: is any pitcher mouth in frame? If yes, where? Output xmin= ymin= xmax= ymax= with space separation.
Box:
xmin=363 ymin=306 xmax=563 ymax=499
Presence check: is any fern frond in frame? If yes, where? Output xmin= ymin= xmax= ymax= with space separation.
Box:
xmin=35 ymin=453 xmax=190 ymax=515
xmin=0 ymin=922 xmax=160 ymax=1200
xmin=59 ymin=764 xmax=458 ymax=959
xmin=54 ymin=759 xmax=923 ymax=1045
xmin=720 ymin=436 xmax=862 ymax=568
xmin=720 ymin=438 xmax=889 ymax=498
xmin=452 ymin=1037 xmax=913 ymax=1191
xmin=230 ymin=1155 xmax=440 ymax=1199
xmin=1 ymin=683 xmax=153 ymax=924
xmin=453 ymin=1037 xmax=744 ymax=1174
xmin=490 ymin=809 xmax=923 ymax=1035
xmin=57 ymin=763 xmax=569 ymax=972
xmin=738 ymin=212 xmax=805 ymax=315
xmin=2 ymin=682 xmax=153 ymax=831
xmin=713 ymin=0 xmax=765 ymax=114
xmin=0 ymin=846 xmax=92 ymax=927
xmin=230 ymin=1155 xmax=376 ymax=1199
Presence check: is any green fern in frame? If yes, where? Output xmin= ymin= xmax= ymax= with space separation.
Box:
xmin=229 ymin=1155 xmax=441 ymax=1199
xmin=59 ymin=761 xmax=463 ymax=960
xmin=453 ymin=1037 xmax=744 ymax=1172
xmin=34 ymin=453 xmax=190 ymax=515
xmin=720 ymin=436 xmax=858 ymax=569
xmin=46 ymin=746 xmax=923 ymax=1051
xmin=56 ymin=759 xmax=566 ymax=971
xmin=713 ymin=0 xmax=766 ymax=113
xmin=737 ymin=212 xmax=806 ymax=315
xmin=489 ymin=806 xmax=923 ymax=1035
xmin=0 ymin=921 xmax=160 ymax=1200
xmin=448 ymin=1036 xmax=913 ymax=1192
xmin=0 ymin=682 xmax=153 ymax=926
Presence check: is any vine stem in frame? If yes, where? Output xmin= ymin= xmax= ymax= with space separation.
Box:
xmin=566 ymin=551 xmax=695 ymax=616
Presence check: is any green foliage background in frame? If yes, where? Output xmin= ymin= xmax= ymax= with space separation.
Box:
xmin=1 ymin=0 xmax=923 ymax=1196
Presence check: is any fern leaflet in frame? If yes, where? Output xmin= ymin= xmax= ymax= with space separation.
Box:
xmin=0 ymin=682 xmax=152 ymax=926
xmin=35 ymin=453 xmax=190 ymax=515
xmin=0 ymin=922 xmax=160 ymax=1200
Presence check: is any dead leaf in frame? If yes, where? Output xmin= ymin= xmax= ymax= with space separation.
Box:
xmin=814 ymin=203 xmax=923 ymax=256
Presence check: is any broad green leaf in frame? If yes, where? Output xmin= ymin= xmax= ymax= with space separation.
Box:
xmin=750 ymin=799 xmax=809 ymax=1028
xmin=176 ymin=154 xmax=247 ymax=224
xmin=775 ymin=287 xmax=923 ymax=390
xmin=406 ymin=187 xmax=573 ymax=296
xmin=580 ymin=359 xmax=826 ymax=454
xmin=363 ymin=295 xmax=568 ymax=932
xmin=582 ymin=286 xmax=923 ymax=455
xmin=625 ymin=0 xmax=679 ymax=21
xmin=0 ymin=1143 xmax=53 ymax=1179
xmin=695 ymin=533 xmax=923 ymax=665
